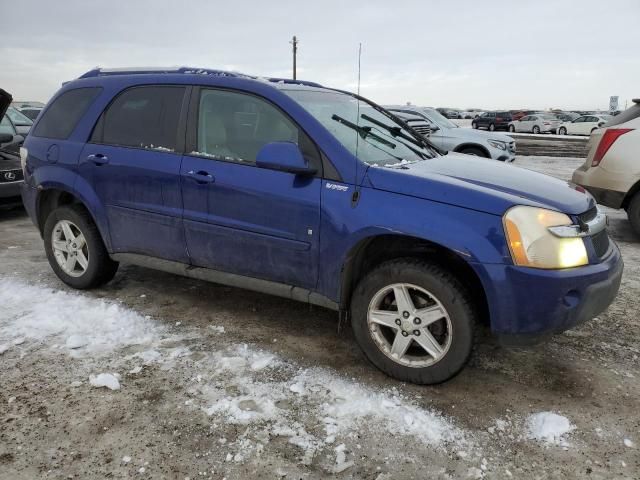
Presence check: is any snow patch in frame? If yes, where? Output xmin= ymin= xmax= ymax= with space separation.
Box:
xmin=89 ymin=373 xmax=121 ymax=390
xmin=526 ymin=412 xmax=575 ymax=445
xmin=0 ymin=278 xmax=166 ymax=357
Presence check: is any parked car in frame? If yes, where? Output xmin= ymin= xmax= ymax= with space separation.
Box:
xmin=21 ymin=67 xmax=622 ymax=385
xmin=5 ymin=106 xmax=33 ymax=135
xmin=436 ymin=108 xmax=460 ymax=119
xmin=554 ymin=112 xmax=580 ymax=122
xmin=572 ymin=99 xmax=640 ymax=234
xmin=472 ymin=111 xmax=513 ymax=131
xmin=558 ymin=115 xmax=612 ymax=136
xmin=508 ymin=114 xmax=562 ymax=134
xmin=386 ymin=105 xmax=516 ymax=161
xmin=0 ymin=90 xmax=25 ymax=209
xmin=17 ymin=106 xmax=43 ymax=121
xmin=0 ymin=110 xmax=24 ymax=153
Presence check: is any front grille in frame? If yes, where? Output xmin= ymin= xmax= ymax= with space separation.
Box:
xmin=0 ymin=169 xmax=23 ymax=183
xmin=411 ymin=125 xmax=431 ymax=136
xmin=591 ymin=229 xmax=610 ymax=258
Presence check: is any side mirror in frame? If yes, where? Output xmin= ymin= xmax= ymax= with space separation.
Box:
xmin=256 ymin=142 xmax=316 ymax=176
xmin=0 ymin=133 xmax=13 ymax=144
xmin=429 ymin=125 xmax=440 ymax=133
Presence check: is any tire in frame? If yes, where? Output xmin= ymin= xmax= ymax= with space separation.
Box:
xmin=43 ymin=204 xmax=119 ymax=289
xmin=350 ymin=259 xmax=476 ymax=384
xmin=508 ymin=125 xmax=515 ymax=133
xmin=532 ymin=125 xmax=540 ymax=134
xmin=488 ymin=123 xmax=496 ymax=131
xmin=559 ymin=127 xmax=567 ymax=135
xmin=471 ymin=122 xmax=478 ymax=129
xmin=459 ymin=146 xmax=488 ymax=158
xmin=628 ymin=193 xmax=640 ymax=237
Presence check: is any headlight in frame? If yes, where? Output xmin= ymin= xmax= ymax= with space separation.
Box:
xmin=488 ymin=140 xmax=506 ymax=150
xmin=503 ymin=206 xmax=588 ymax=269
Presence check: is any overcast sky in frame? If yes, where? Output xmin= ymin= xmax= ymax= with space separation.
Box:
xmin=2 ymin=0 xmax=638 ymax=110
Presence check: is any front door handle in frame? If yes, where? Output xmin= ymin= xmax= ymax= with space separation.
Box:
xmin=87 ymin=153 xmax=109 ymax=165
xmin=185 ymin=170 xmax=215 ymax=184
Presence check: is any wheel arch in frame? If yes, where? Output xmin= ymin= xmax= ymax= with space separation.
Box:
xmin=622 ymin=179 xmax=640 ymax=210
xmin=339 ymin=234 xmax=490 ymax=326
xmin=453 ymin=143 xmax=490 ymax=158
xmin=36 ymin=179 xmax=111 ymax=251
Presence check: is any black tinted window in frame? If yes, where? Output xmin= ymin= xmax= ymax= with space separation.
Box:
xmin=94 ymin=86 xmax=185 ymax=151
xmin=33 ymin=87 xmax=101 ymax=139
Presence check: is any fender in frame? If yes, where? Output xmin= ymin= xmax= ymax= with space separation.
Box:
xmin=317 ymin=184 xmax=511 ymax=303
xmin=33 ymin=167 xmax=112 ymax=252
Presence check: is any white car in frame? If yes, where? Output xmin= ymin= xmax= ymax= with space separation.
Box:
xmin=558 ymin=114 xmax=613 ymax=136
xmin=508 ymin=114 xmax=562 ymax=134
xmin=572 ymin=100 xmax=640 ymax=234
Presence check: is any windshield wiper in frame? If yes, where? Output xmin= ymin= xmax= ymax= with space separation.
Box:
xmin=331 ymin=114 xmax=396 ymax=149
xmin=360 ymin=113 xmax=438 ymax=158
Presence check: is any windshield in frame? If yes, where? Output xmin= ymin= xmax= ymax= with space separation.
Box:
xmin=420 ymin=108 xmax=458 ymax=129
xmin=283 ymin=89 xmax=437 ymax=166
xmin=6 ymin=107 xmax=33 ymax=126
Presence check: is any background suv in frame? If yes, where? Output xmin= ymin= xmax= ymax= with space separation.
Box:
xmin=472 ymin=111 xmax=513 ymax=131
xmin=20 ymin=67 xmax=622 ymax=385
xmin=0 ymin=89 xmax=24 ymax=208
xmin=572 ymin=99 xmax=640 ymax=235
xmin=387 ymin=105 xmax=516 ymax=161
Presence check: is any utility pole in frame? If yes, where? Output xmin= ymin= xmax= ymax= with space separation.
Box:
xmin=291 ymin=35 xmax=298 ymax=80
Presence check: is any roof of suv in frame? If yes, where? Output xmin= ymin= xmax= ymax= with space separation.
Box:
xmin=77 ymin=66 xmax=325 ymax=89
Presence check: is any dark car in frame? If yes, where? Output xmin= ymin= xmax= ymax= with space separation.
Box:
xmin=18 ymin=107 xmax=43 ymax=121
xmin=436 ymin=108 xmax=460 ymax=119
xmin=472 ymin=111 xmax=513 ymax=131
xmin=0 ymin=89 xmax=24 ymax=209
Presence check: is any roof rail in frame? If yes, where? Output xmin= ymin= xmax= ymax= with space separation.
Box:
xmin=266 ymin=77 xmax=324 ymax=88
xmin=78 ymin=66 xmax=248 ymax=79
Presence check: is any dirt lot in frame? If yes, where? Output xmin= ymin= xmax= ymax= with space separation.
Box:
xmin=0 ymin=156 xmax=638 ymax=480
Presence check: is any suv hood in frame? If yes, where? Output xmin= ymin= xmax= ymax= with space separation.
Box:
xmin=0 ymin=88 xmax=11 ymax=119
xmin=366 ymin=153 xmax=595 ymax=216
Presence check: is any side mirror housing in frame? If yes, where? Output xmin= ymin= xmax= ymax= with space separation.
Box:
xmin=256 ymin=142 xmax=316 ymax=176
xmin=430 ymin=125 xmax=440 ymax=133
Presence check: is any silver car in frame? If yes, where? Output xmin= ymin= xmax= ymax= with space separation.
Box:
xmin=508 ymin=114 xmax=561 ymax=134
xmin=386 ymin=105 xmax=516 ymax=162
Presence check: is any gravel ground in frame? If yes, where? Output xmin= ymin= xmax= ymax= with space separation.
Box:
xmin=0 ymin=156 xmax=638 ymax=480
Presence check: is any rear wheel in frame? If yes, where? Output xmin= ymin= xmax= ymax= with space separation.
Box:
xmin=44 ymin=205 xmax=119 ymax=289
xmin=488 ymin=123 xmax=496 ymax=131
xmin=350 ymin=259 xmax=476 ymax=384
xmin=533 ymin=125 xmax=541 ymax=134
xmin=559 ymin=127 xmax=567 ymax=135
xmin=628 ymin=193 xmax=640 ymax=237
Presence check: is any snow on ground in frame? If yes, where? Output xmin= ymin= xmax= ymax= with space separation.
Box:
xmin=0 ymin=278 xmax=169 ymax=358
xmin=526 ymin=412 xmax=575 ymax=445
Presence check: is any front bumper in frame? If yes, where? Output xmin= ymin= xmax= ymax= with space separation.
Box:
xmin=472 ymin=242 xmax=623 ymax=345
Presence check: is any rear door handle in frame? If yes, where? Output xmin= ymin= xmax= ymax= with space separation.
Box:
xmin=87 ymin=153 xmax=109 ymax=165
xmin=185 ymin=170 xmax=215 ymax=184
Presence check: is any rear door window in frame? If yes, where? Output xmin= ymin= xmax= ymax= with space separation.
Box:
xmin=92 ymin=86 xmax=185 ymax=151
xmin=33 ymin=87 xmax=102 ymax=139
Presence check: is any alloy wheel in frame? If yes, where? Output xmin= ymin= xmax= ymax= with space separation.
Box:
xmin=51 ymin=220 xmax=89 ymax=277
xmin=367 ymin=283 xmax=453 ymax=368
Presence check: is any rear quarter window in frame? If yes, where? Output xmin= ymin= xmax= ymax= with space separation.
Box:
xmin=33 ymin=87 xmax=102 ymax=140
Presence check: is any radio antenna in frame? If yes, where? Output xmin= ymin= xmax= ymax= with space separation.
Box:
xmin=353 ymin=43 xmax=362 ymax=193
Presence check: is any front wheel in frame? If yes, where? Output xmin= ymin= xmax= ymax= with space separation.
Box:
xmin=488 ymin=123 xmax=496 ymax=131
xmin=471 ymin=122 xmax=478 ymax=129
xmin=533 ymin=125 xmax=541 ymax=134
xmin=44 ymin=205 xmax=119 ymax=289
xmin=350 ymin=259 xmax=476 ymax=384
xmin=508 ymin=125 xmax=516 ymax=132
xmin=559 ymin=127 xmax=567 ymax=135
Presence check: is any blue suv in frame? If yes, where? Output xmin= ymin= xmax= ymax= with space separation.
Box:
xmin=20 ymin=67 xmax=623 ymax=384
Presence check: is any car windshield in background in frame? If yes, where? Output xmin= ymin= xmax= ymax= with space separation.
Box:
xmin=422 ymin=108 xmax=459 ymax=129
xmin=283 ymin=89 xmax=437 ymax=166
xmin=0 ymin=115 xmax=16 ymax=136
xmin=6 ymin=107 xmax=33 ymax=126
